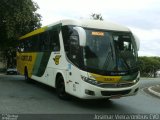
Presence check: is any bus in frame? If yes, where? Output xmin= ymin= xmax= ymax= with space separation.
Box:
xmin=17 ymin=19 xmax=140 ymax=99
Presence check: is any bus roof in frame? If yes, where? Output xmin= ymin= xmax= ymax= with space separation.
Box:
xmin=60 ymin=19 xmax=130 ymax=32
xmin=20 ymin=19 xmax=130 ymax=40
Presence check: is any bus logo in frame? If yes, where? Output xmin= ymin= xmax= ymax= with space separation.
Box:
xmin=53 ymin=55 xmax=61 ymax=65
xmin=21 ymin=55 xmax=32 ymax=61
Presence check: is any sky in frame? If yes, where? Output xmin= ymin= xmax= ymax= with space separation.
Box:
xmin=33 ymin=0 xmax=160 ymax=56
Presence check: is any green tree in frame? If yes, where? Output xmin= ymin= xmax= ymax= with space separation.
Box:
xmin=91 ymin=13 xmax=103 ymax=21
xmin=0 ymin=0 xmax=41 ymax=49
xmin=138 ymin=57 xmax=160 ymax=77
xmin=0 ymin=0 xmax=41 ymax=67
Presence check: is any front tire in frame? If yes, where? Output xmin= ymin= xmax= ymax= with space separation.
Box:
xmin=56 ymin=76 xmax=69 ymax=100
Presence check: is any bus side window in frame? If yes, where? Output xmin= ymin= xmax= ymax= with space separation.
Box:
xmin=31 ymin=35 xmax=39 ymax=52
xmin=62 ymin=26 xmax=80 ymax=67
xmin=49 ymin=29 xmax=60 ymax=51
xmin=62 ymin=26 xmax=72 ymax=54
xmin=39 ymin=32 xmax=50 ymax=52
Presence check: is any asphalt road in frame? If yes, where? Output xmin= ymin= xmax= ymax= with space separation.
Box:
xmin=0 ymin=74 xmax=160 ymax=119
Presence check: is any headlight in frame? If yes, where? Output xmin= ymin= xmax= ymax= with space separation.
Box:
xmin=81 ymin=75 xmax=99 ymax=85
xmin=133 ymin=77 xmax=140 ymax=83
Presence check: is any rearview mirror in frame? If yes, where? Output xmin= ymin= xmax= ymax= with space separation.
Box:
xmin=73 ymin=27 xmax=86 ymax=47
xmin=133 ymin=33 xmax=140 ymax=51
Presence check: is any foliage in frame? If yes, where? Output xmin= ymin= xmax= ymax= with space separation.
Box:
xmin=0 ymin=0 xmax=41 ymax=68
xmin=138 ymin=57 xmax=160 ymax=77
xmin=0 ymin=0 xmax=41 ymax=50
xmin=91 ymin=13 xmax=103 ymax=21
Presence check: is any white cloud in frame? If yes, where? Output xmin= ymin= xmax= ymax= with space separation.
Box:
xmin=33 ymin=0 xmax=160 ymax=56
xmin=34 ymin=0 xmax=160 ymax=25
xmin=130 ymin=28 xmax=160 ymax=41
xmin=130 ymin=27 xmax=160 ymax=56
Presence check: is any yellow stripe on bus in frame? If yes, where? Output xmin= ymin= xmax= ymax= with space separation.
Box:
xmin=19 ymin=26 xmax=48 ymax=40
xmin=89 ymin=73 xmax=121 ymax=83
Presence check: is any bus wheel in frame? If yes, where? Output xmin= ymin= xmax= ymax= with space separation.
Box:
xmin=56 ymin=76 xmax=69 ymax=100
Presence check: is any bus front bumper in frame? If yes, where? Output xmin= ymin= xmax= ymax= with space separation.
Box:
xmin=79 ymin=81 xmax=139 ymax=99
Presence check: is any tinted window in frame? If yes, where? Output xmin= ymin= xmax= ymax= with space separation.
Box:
xmin=49 ymin=29 xmax=60 ymax=51
xmin=18 ymin=26 xmax=61 ymax=52
xmin=39 ymin=32 xmax=50 ymax=51
xmin=62 ymin=25 xmax=80 ymax=66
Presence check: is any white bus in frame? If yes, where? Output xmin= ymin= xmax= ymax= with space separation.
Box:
xmin=17 ymin=19 xmax=140 ymax=99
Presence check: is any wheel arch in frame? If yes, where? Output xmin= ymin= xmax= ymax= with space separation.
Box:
xmin=55 ymin=72 xmax=64 ymax=88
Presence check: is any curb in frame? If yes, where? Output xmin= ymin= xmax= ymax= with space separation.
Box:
xmin=148 ymin=85 xmax=160 ymax=98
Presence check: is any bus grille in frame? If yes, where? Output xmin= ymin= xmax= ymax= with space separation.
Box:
xmin=98 ymin=82 xmax=135 ymax=88
xmin=101 ymin=90 xmax=131 ymax=96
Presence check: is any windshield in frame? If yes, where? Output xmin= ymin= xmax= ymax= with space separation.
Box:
xmin=84 ymin=29 xmax=138 ymax=74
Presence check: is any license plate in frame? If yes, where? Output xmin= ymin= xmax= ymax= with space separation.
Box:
xmin=110 ymin=95 xmax=122 ymax=99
